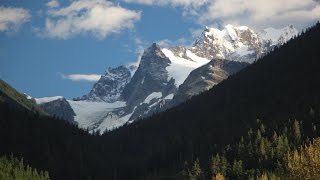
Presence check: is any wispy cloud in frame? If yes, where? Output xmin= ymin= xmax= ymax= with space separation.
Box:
xmin=157 ymin=37 xmax=191 ymax=48
xmin=0 ymin=6 xmax=31 ymax=32
xmin=41 ymin=0 xmax=141 ymax=39
xmin=46 ymin=0 xmax=60 ymax=8
xmin=201 ymin=0 xmax=320 ymax=30
xmin=122 ymin=0 xmax=320 ymax=30
xmin=122 ymin=0 xmax=208 ymax=7
xmin=59 ymin=73 xmax=101 ymax=82
xmin=122 ymin=0 xmax=207 ymax=21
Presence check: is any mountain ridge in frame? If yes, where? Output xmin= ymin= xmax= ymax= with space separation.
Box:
xmin=37 ymin=24 xmax=298 ymax=133
xmin=0 ymin=79 xmax=44 ymax=114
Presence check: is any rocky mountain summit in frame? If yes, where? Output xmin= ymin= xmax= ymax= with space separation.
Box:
xmin=191 ymin=25 xmax=264 ymax=62
xmin=171 ymin=59 xmax=249 ymax=106
xmin=122 ymin=43 xmax=175 ymax=108
xmin=74 ymin=65 xmax=136 ymax=103
xmin=36 ymin=97 xmax=76 ymax=125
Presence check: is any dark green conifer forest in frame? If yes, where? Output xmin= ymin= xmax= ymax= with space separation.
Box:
xmin=1 ymin=22 xmax=320 ymax=179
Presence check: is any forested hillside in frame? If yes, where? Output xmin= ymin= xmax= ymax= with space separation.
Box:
xmin=0 ymin=155 xmax=50 ymax=180
xmin=0 ymin=22 xmax=320 ymax=179
xmin=0 ymin=80 xmax=44 ymax=114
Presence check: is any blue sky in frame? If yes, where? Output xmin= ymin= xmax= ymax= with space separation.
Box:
xmin=1 ymin=0 xmax=319 ymax=99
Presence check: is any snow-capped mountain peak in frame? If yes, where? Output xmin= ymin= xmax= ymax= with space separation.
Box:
xmin=191 ymin=24 xmax=263 ymax=62
xmin=191 ymin=24 xmax=298 ymax=63
xmin=259 ymin=25 xmax=298 ymax=46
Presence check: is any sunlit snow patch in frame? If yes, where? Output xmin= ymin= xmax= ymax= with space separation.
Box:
xmin=164 ymin=93 xmax=174 ymax=100
xmin=35 ymin=96 xmax=64 ymax=104
xmin=68 ymin=100 xmax=126 ymax=131
xmin=161 ymin=48 xmax=210 ymax=87
xmin=97 ymin=106 xmax=137 ymax=133
xmin=144 ymin=92 xmax=162 ymax=104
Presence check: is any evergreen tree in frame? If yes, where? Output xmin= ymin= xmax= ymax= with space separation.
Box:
xmin=260 ymin=124 xmax=266 ymax=134
xmin=259 ymin=138 xmax=266 ymax=157
xmin=292 ymin=120 xmax=301 ymax=145
xmin=189 ymin=158 xmax=202 ymax=180
xmin=210 ymin=154 xmax=228 ymax=177
xmin=231 ymin=160 xmax=243 ymax=179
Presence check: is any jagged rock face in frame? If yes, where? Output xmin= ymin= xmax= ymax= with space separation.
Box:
xmin=167 ymin=46 xmax=192 ymax=60
xmin=171 ymin=59 xmax=249 ymax=105
xmin=191 ymin=25 xmax=264 ymax=63
xmin=39 ymin=98 xmax=77 ymax=124
xmin=122 ymin=43 xmax=176 ymax=108
xmin=75 ymin=65 xmax=132 ymax=103
xmin=190 ymin=24 xmax=298 ymax=63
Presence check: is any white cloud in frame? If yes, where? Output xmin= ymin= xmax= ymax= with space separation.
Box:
xmin=133 ymin=36 xmax=147 ymax=57
xmin=43 ymin=0 xmax=141 ymax=39
xmin=157 ymin=37 xmax=191 ymax=47
xmin=122 ymin=0 xmax=320 ymax=30
xmin=201 ymin=0 xmax=320 ymax=30
xmin=59 ymin=73 xmax=101 ymax=82
xmin=122 ymin=0 xmax=208 ymax=7
xmin=157 ymin=39 xmax=172 ymax=47
xmin=134 ymin=37 xmax=144 ymax=51
xmin=0 ymin=6 xmax=31 ymax=32
xmin=122 ymin=0 xmax=208 ymax=20
xmin=46 ymin=0 xmax=60 ymax=8
xmin=189 ymin=27 xmax=203 ymax=39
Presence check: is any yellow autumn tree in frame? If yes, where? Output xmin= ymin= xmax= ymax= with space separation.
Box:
xmin=285 ymin=138 xmax=320 ymax=179
xmin=256 ymin=172 xmax=280 ymax=180
xmin=212 ymin=173 xmax=225 ymax=180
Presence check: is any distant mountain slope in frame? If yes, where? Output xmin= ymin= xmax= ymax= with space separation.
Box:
xmin=0 ymin=79 xmax=43 ymax=114
xmin=37 ymin=97 xmax=77 ymax=124
xmin=171 ymin=59 xmax=248 ymax=106
xmin=0 ymin=80 xmax=74 ymax=124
